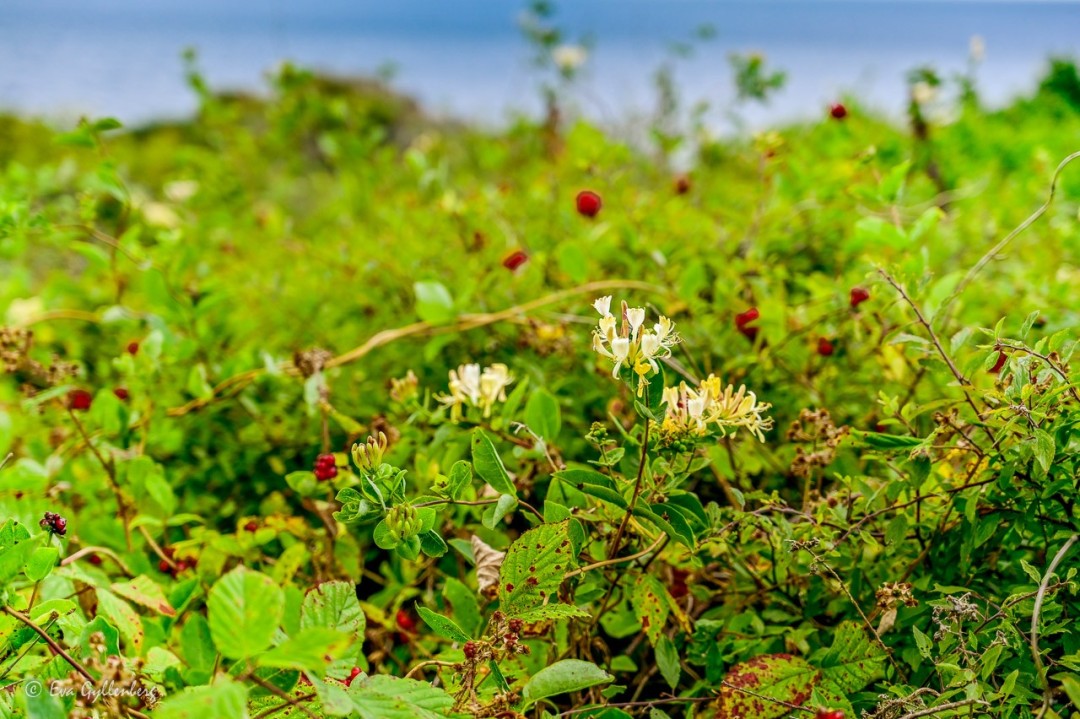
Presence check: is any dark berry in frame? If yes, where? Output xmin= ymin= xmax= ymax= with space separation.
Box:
xmin=575 ymin=190 xmax=602 ymax=218
xmin=39 ymin=512 xmax=67 ymax=536
xmin=158 ymin=559 xmax=172 ymax=573
xmin=829 ymin=103 xmax=848 ymax=120
xmin=508 ymin=618 xmax=524 ymax=634
xmin=989 ymin=351 xmax=1007 ymax=374
xmin=88 ymin=553 xmax=103 ymax=566
xmin=850 ymin=286 xmax=870 ymax=308
xmin=345 ymin=667 xmax=362 ymax=686
xmin=113 ymin=387 xmax=130 ymax=401
xmin=68 ymin=389 xmax=93 ymax=411
xmin=126 ymin=341 xmax=140 ymax=355
xmin=674 ymin=175 xmax=691 ymax=195
xmin=817 ymin=711 xmax=845 ymax=719
xmin=243 ymin=520 xmax=258 ymax=533
xmin=817 ymin=337 xmax=835 ymax=357
xmin=463 ymin=641 xmax=478 ymax=659
xmin=502 ymin=250 xmax=528 ymax=271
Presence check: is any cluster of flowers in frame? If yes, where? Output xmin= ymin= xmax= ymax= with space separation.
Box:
xmin=590 ymin=296 xmax=679 ymax=395
xmin=437 ymin=363 xmax=514 ymax=421
xmin=660 ymin=375 xmax=773 ymax=442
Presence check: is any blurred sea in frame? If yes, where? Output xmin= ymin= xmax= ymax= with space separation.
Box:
xmin=1 ymin=0 xmax=1079 ymax=128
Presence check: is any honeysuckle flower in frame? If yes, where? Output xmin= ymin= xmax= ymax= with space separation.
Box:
xmin=438 ymin=363 xmax=514 ymax=420
xmin=661 ymin=374 xmax=773 ymax=442
xmin=591 ymin=297 xmax=680 ymax=394
xmin=552 ymin=44 xmax=588 ymax=73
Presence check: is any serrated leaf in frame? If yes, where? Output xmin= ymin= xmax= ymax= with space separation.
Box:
xmin=631 ymin=574 xmax=670 ymax=646
xmin=512 ymin=603 xmax=589 ymax=622
xmin=259 ymin=627 xmax=351 ymax=671
xmin=301 ymin=581 xmax=365 ymax=639
xmin=499 ymin=522 xmax=577 ymax=615
xmin=817 ymin=621 xmax=886 ymax=693
xmin=656 ymin=636 xmax=681 ymax=689
xmin=110 ymin=575 xmax=175 ymax=617
xmin=154 ymin=676 xmax=248 ymax=719
xmin=715 ymin=654 xmax=821 ymax=719
xmin=522 ymin=659 xmax=613 ymax=705
xmin=207 ymin=567 xmax=284 ymax=660
xmin=349 ymin=674 xmax=455 ymax=719
xmin=1032 ymin=429 xmax=1055 ymax=473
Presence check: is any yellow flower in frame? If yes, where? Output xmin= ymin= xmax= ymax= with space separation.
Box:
xmin=437 ymin=363 xmax=514 ymax=421
xmin=591 ymin=297 xmax=679 ymax=394
xmin=661 ymin=375 xmax=773 ymax=442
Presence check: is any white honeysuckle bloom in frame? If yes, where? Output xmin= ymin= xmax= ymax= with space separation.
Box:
xmin=438 ymin=363 xmax=514 ymax=421
xmin=552 ymin=44 xmax=588 ymax=72
xmin=661 ymin=374 xmax=773 ymax=442
xmin=626 ymin=307 xmax=646 ymax=337
xmin=591 ymin=297 xmax=680 ymax=395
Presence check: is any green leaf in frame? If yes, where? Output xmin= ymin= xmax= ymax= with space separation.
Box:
xmin=349 ymin=674 xmax=455 ymax=719
xmin=442 ymin=577 xmax=482 ymax=637
xmin=912 ymin=624 xmax=933 ymax=660
xmin=716 ymin=654 xmax=821 ymax=719
xmin=446 ymin=460 xmax=472 ymax=500
xmin=499 ymin=521 xmax=577 ymax=615
xmin=525 ymin=389 xmax=561 ymax=439
xmin=555 ymin=468 xmax=627 ymax=509
xmin=301 ymin=581 xmax=366 ymax=639
xmin=259 ymin=627 xmax=352 ymax=671
xmin=849 ymin=429 xmax=924 ymax=450
xmin=655 ymin=636 xmax=681 ymax=689
xmin=207 ymin=567 xmax=284 ymax=660
xmin=416 ymin=605 xmax=470 ymax=642
xmin=110 ymin=575 xmax=175 ymax=616
xmin=522 ymin=659 xmax=613 ymax=705
xmin=24 ymin=547 xmax=58 ymax=582
xmin=414 ymin=280 xmax=455 ymax=324
xmin=180 ymin=614 xmax=217 ymax=673
xmin=1032 ymin=429 xmax=1055 ymax=473
xmin=471 ymin=429 xmax=516 ymax=496
xmin=630 ymin=574 xmax=671 ymax=646
xmin=512 ymin=603 xmax=590 ymax=623
xmin=155 ymin=676 xmax=248 ymax=719
xmin=482 ymin=493 xmax=518 ymax=528
xmin=817 ymin=621 xmax=886 ymax=693
xmin=21 ymin=689 xmax=67 ymax=719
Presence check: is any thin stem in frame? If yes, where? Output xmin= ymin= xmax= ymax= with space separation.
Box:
xmin=1032 ymin=534 xmax=1078 ymax=719
xmin=248 ymin=674 xmax=320 ymax=719
xmin=67 ymin=408 xmax=133 ymax=550
xmin=897 ymin=698 xmax=990 ymax=719
xmin=1 ymin=606 xmax=95 ymax=682
xmin=565 ymin=534 xmax=665 ymax=579
xmin=607 ymin=417 xmax=650 ymax=560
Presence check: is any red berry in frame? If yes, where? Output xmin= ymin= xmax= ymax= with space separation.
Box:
xmin=313 ymin=453 xmax=338 ymax=481
xmin=817 ymin=711 xmax=845 ymax=719
xmin=463 ymin=641 xmax=478 ymax=659
xmin=243 ymin=520 xmax=258 ymax=533
xmin=829 ymin=103 xmax=848 ymax=120
xmin=345 ymin=667 xmax=362 ymax=686
xmin=817 ymin=337 xmax=835 ymax=357
xmin=735 ymin=307 xmax=760 ymax=340
xmin=88 ymin=553 xmax=103 ymax=566
xmin=68 ymin=389 xmax=93 ymax=411
xmin=989 ymin=351 xmax=1007 ymax=374
xmin=126 ymin=341 xmax=140 ymax=355
xmin=53 ymin=517 xmax=67 ymax=536
xmin=502 ymin=250 xmax=528 ymax=271
xmin=396 ymin=609 xmax=417 ymax=633
xmin=850 ymin=286 xmax=870 ymax=308
xmin=158 ymin=559 xmax=172 ymax=573
xmin=575 ymin=190 xmax=602 ymax=218
xmin=508 ymin=618 xmax=524 ymax=634
xmin=113 ymin=387 xmax=130 ymax=401
xmin=674 ymin=175 xmax=691 ymax=195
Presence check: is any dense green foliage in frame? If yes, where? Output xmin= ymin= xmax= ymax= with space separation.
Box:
xmin=1 ymin=56 xmax=1079 ymax=719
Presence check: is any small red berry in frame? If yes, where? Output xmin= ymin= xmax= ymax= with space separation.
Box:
xmin=126 ymin=341 xmax=140 ymax=355
xmin=463 ymin=641 xmax=479 ymax=659
xmin=345 ymin=667 xmax=362 ymax=686
xmin=735 ymin=307 xmax=760 ymax=340
xmin=113 ymin=387 xmax=130 ymax=401
xmin=67 ymin=389 xmax=93 ymax=411
xmin=817 ymin=711 xmax=845 ymax=719
xmin=396 ymin=609 xmax=417 ymax=633
xmin=39 ymin=512 xmax=68 ymax=536
xmin=313 ymin=453 xmax=338 ymax=481
xmin=989 ymin=351 xmax=1007 ymax=374
xmin=674 ymin=175 xmax=691 ymax=195
xmin=829 ymin=103 xmax=848 ymax=120
xmin=502 ymin=250 xmax=528 ymax=271
xmin=508 ymin=618 xmax=524 ymax=634
xmin=158 ymin=558 xmax=172 ymax=573
xmin=88 ymin=553 xmax=103 ymax=566
xmin=817 ymin=337 xmax=835 ymax=356
xmin=575 ymin=190 xmax=602 ymax=218
xmin=850 ymin=286 xmax=870 ymax=308
xmin=243 ymin=520 xmax=258 ymax=533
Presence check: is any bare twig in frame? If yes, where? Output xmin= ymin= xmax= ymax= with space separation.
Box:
xmin=897 ymin=698 xmax=990 ymax=719
xmin=404 ymin=659 xmax=458 ymax=679
xmin=1032 ymin=534 xmax=1078 ymax=719
xmin=60 ymin=546 xmax=135 ymax=577
xmin=565 ymin=534 xmax=666 ymax=579
xmin=607 ymin=417 xmax=650 ymax=560
xmin=1 ymin=606 xmax=95 ymax=682
xmin=0 ymin=453 xmax=12 ymax=471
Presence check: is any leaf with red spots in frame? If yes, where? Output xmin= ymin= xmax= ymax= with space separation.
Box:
xmin=714 ymin=654 xmax=821 ymax=719
xmin=630 ymin=574 xmax=670 ymax=646
xmin=498 ymin=521 xmax=577 ymax=616
xmin=815 ymin=621 xmax=886 ymax=693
